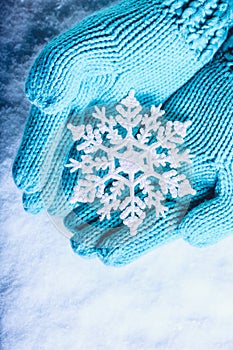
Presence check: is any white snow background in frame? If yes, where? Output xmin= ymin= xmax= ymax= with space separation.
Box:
xmin=0 ymin=1 xmax=233 ymax=349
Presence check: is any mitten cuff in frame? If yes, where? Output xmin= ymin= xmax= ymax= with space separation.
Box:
xmin=164 ymin=0 xmax=232 ymax=63
xmin=220 ymin=28 xmax=233 ymax=67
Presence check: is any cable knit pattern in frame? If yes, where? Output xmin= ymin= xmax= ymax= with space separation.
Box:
xmin=165 ymin=0 xmax=233 ymax=56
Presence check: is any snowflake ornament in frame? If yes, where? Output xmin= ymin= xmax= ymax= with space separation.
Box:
xmin=65 ymin=90 xmax=196 ymax=235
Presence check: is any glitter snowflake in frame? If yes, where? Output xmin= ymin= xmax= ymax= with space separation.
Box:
xmin=65 ymin=90 xmax=196 ymax=235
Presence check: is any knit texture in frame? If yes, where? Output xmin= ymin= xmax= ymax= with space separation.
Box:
xmin=13 ymin=0 xmax=232 ymax=194
xmin=12 ymin=1 xmax=233 ymax=266
xmin=63 ymin=32 xmax=232 ymax=266
xmin=21 ymin=31 xmax=233 ymax=267
xmin=25 ymin=0 xmax=232 ymax=113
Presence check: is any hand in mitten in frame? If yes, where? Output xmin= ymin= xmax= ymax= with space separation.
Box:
xmin=24 ymin=31 xmax=233 ymax=267
xmin=13 ymin=0 xmax=232 ymax=194
xmin=69 ymin=32 xmax=233 ymax=265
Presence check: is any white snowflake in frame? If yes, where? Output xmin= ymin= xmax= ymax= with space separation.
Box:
xmin=65 ymin=90 xmax=196 ymax=235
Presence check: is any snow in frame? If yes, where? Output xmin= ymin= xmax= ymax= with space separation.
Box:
xmin=1 ymin=1 xmax=233 ymax=349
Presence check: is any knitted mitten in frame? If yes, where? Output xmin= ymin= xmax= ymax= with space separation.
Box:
xmin=59 ymin=31 xmax=232 ymax=266
xmin=13 ymin=0 xmax=233 ymax=195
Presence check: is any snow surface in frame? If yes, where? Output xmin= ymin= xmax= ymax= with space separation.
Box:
xmin=0 ymin=1 xmax=233 ymax=349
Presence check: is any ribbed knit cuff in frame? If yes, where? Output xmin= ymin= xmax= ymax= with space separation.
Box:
xmin=164 ymin=0 xmax=232 ymax=63
xmin=221 ymin=28 xmax=233 ymax=67
xmin=228 ymin=0 xmax=233 ymax=25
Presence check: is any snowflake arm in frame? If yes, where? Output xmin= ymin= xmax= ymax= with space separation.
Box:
xmin=67 ymin=123 xmax=85 ymax=141
xmin=137 ymin=104 xmax=165 ymax=143
xmin=159 ymin=170 xmax=195 ymax=199
xmin=168 ymin=147 xmax=193 ymax=168
xmin=97 ymin=180 xmax=125 ymax=220
xmin=92 ymin=106 xmax=123 ymax=145
xmin=70 ymin=179 xmax=97 ymax=204
xmin=64 ymin=158 xmax=82 ymax=173
xmin=119 ymin=195 xmax=146 ymax=236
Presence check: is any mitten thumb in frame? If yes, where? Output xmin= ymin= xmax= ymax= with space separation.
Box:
xmin=179 ymin=164 xmax=233 ymax=247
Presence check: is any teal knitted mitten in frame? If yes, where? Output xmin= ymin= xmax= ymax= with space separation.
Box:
xmin=13 ymin=0 xmax=232 ymax=195
xmin=21 ymin=31 xmax=233 ymax=267
xmin=63 ymin=32 xmax=232 ymax=266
